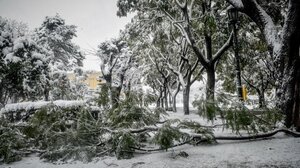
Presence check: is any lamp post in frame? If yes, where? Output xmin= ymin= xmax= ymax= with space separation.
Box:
xmin=228 ymin=7 xmax=243 ymax=102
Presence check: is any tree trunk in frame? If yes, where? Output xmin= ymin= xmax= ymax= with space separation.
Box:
xmin=183 ymin=85 xmax=190 ymax=115
xmin=172 ymin=85 xmax=180 ymax=112
xmin=158 ymin=87 xmax=164 ymax=108
xmin=43 ymin=81 xmax=50 ymax=101
xmin=125 ymin=82 xmax=131 ymax=99
xmin=259 ymin=74 xmax=267 ymax=108
xmin=293 ymin=67 xmax=300 ymax=131
xmin=111 ymin=86 xmax=122 ymax=109
xmin=169 ymin=92 xmax=172 ymax=109
xmin=281 ymin=9 xmax=300 ymax=128
xmin=172 ymin=95 xmax=177 ymax=112
xmin=163 ymin=86 xmax=168 ymax=110
xmin=256 ymin=89 xmax=266 ymax=108
xmin=156 ymin=99 xmax=160 ymax=108
xmin=206 ymin=66 xmax=215 ymax=103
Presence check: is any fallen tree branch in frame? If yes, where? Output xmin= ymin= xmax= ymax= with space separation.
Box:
xmin=131 ymin=139 xmax=194 ymax=152
xmin=130 ymin=128 xmax=300 ymax=153
xmin=129 ymin=126 xmax=159 ymax=133
xmin=214 ymin=128 xmax=300 ymax=140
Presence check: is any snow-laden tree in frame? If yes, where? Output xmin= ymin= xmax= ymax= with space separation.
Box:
xmin=117 ymin=0 xmax=233 ymax=104
xmin=227 ymin=0 xmax=300 ymax=130
xmin=144 ymin=22 xmax=203 ymax=114
xmin=0 ymin=17 xmax=50 ymax=106
xmin=97 ymin=37 xmax=132 ymax=108
xmin=119 ymin=20 xmax=166 ymax=109
xmin=121 ymin=18 xmax=181 ymax=111
xmin=35 ymin=14 xmax=84 ymax=100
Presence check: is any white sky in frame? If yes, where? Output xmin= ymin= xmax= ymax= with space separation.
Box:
xmin=0 ymin=0 xmax=133 ymax=71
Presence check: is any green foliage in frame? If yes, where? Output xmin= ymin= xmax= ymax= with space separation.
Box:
xmin=225 ymin=108 xmax=253 ymax=134
xmin=153 ymin=107 xmax=168 ymax=120
xmin=193 ymin=95 xmax=283 ymax=134
xmin=143 ymin=92 xmax=157 ymax=106
xmin=110 ymin=131 xmax=137 ymax=159
xmin=125 ymin=90 xmax=157 ymax=107
xmin=22 ymin=104 xmax=103 ymax=162
xmin=40 ymin=146 xmax=98 ymax=163
xmin=97 ymin=84 xmax=110 ymax=109
xmin=107 ymin=98 xmax=164 ymax=128
xmin=0 ymin=117 xmax=27 ymax=164
xmin=255 ymin=108 xmax=283 ymax=132
xmin=178 ymin=120 xmax=215 ymax=144
xmin=153 ymin=123 xmax=182 ymax=151
xmin=203 ymin=13 xmax=217 ymax=33
xmin=178 ymin=120 xmax=213 ymax=136
xmin=26 ymin=105 xmax=72 ymax=149
xmin=192 ymin=98 xmax=222 ymax=122
xmin=224 ymin=107 xmax=283 ymax=134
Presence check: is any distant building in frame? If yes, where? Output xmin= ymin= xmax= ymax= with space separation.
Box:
xmin=68 ymin=71 xmax=105 ymax=90
xmin=85 ymin=71 xmax=105 ymax=90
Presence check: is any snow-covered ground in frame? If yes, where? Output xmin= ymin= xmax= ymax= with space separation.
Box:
xmin=4 ymin=136 xmax=299 ymax=168
xmin=2 ymin=109 xmax=300 ymax=168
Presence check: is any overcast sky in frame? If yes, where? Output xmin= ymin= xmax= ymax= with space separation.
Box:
xmin=0 ymin=0 xmax=133 ymax=71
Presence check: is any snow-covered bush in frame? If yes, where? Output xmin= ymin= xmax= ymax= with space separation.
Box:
xmin=0 ymin=100 xmax=85 ymax=122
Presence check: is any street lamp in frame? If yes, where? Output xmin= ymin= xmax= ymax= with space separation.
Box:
xmin=228 ymin=7 xmax=243 ymax=102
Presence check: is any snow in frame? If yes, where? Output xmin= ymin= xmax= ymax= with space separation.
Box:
xmin=34 ymin=60 xmax=43 ymax=66
xmin=5 ymin=53 xmax=22 ymax=63
xmin=228 ymin=0 xmax=244 ymax=9
xmin=102 ymin=65 xmax=110 ymax=76
xmin=53 ymin=100 xmax=85 ymax=108
xmin=0 ymin=100 xmax=86 ymax=114
xmin=0 ymin=101 xmax=49 ymax=114
xmin=32 ymin=52 xmax=47 ymax=61
xmin=2 ymin=47 xmax=12 ymax=55
xmin=90 ymin=106 xmax=100 ymax=111
xmin=3 ymin=130 xmax=300 ymax=167
xmin=13 ymin=38 xmax=25 ymax=51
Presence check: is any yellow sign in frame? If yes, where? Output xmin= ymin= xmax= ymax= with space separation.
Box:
xmin=242 ymin=84 xmax=247 ymax=101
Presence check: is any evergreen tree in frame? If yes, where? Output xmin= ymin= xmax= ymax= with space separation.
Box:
xmin=0 ymin=17 xmax=50 ymax=105
xmin=35 ymin=14 xmax=84 ymax=100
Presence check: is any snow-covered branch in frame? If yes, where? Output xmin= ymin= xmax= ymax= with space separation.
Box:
xmin=212 ymin=31 xmax=233 ymax=63
xmin=166 ymin=62 xmax=187 ymax=88
xmin=226 ymin=0 xmax=244 ymax=9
